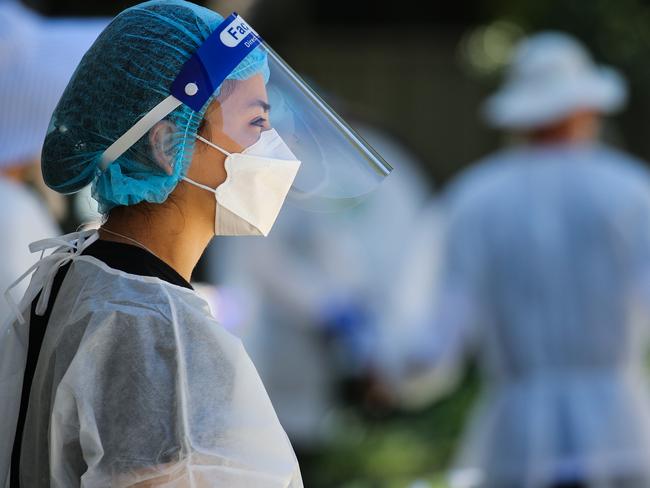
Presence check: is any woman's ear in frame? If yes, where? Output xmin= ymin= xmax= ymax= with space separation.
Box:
xmin=148 ymin=120 xmax=177 ymax=176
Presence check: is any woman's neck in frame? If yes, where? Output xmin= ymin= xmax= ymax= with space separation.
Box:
xmin=99 ymin=201 xmax=213 ymax=283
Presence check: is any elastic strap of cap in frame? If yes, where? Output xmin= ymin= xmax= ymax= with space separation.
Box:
xmin=99 ymin=95 xmax=184 ymax=171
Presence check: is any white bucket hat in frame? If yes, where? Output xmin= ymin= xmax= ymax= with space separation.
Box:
xmin=482 ymin=31 xmax=627 ymax=130
xmin=0 ymin=1 xmax=106 ymax=167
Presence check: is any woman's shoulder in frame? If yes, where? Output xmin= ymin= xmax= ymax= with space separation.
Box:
xmin=60 ymin=256 xmax=237 ymax=346
xmin=56 ymin=261 xmax=245 ymax=386
xmin=67 ymin=255 xmax=198 ymax=306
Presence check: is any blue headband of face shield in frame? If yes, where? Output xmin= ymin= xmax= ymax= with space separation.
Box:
xmin=99 ymin=12 xmax=260 ymax=170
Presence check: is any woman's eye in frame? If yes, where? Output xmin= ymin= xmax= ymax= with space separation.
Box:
xmin=251 ymin=117 xmax=267 ymax=128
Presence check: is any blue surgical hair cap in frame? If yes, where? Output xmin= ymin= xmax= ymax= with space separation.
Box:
xmin=41 ymin=0 xmax=269 ymax=214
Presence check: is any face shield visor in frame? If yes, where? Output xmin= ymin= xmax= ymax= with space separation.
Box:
xmin=99 ymin=12 xmax=391 ymax=211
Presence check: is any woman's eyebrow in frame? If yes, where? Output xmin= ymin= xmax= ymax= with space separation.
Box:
xmin=248 ymin=99 xmax=271 ymax=112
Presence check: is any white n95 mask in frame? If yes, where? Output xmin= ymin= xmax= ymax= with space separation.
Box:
xmin=182 ymin=129 xmax=301 ymax=236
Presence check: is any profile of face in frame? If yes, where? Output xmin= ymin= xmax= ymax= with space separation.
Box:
xmin=149 ymin=73 xmax=271 ymax=183
xmin=185 ymin=73 xmax=271 ymax=190
xmin=147 ymin=74 xmax=271 ymax=233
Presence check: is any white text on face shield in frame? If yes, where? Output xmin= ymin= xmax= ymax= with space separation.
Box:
xmin=220 ymin=16 xmax=255 ymax=47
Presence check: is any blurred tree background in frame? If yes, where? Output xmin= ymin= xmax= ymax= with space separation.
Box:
xmin=23 ymin=0 xmax=650 ymax=485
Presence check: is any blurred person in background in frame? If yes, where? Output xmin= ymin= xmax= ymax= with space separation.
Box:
xmin=0 ymin=1 xmax=104 ymax=323
xmin=387 ymin=32 xmax=650 ymax=488
xmin=208 ymin=119 xmax=431 ymax=469
xmin=372 ymin=197 xmax=445 ymax=409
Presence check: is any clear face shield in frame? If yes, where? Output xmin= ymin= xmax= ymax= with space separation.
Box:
xmin=99 ymin=12 xmax=391 ymax=212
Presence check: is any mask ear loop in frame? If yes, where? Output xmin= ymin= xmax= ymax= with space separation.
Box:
xmin=182 ymin=136 xmax=233 ymax=193
xmin=196 ymin=134 xmax=232 ymax=157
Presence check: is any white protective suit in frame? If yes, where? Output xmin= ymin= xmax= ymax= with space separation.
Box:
xmin=1 ymin=231 xmax=302 ymax=487
xmin=409 ymin=144 xmax=650 ymax=488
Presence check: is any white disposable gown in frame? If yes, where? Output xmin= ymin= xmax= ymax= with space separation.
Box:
xmin=0 ymin=231 xmax=302 ymax=487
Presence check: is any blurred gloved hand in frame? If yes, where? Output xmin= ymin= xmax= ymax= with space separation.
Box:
xmin=318 ymin=296 xmax=375 ymax=373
